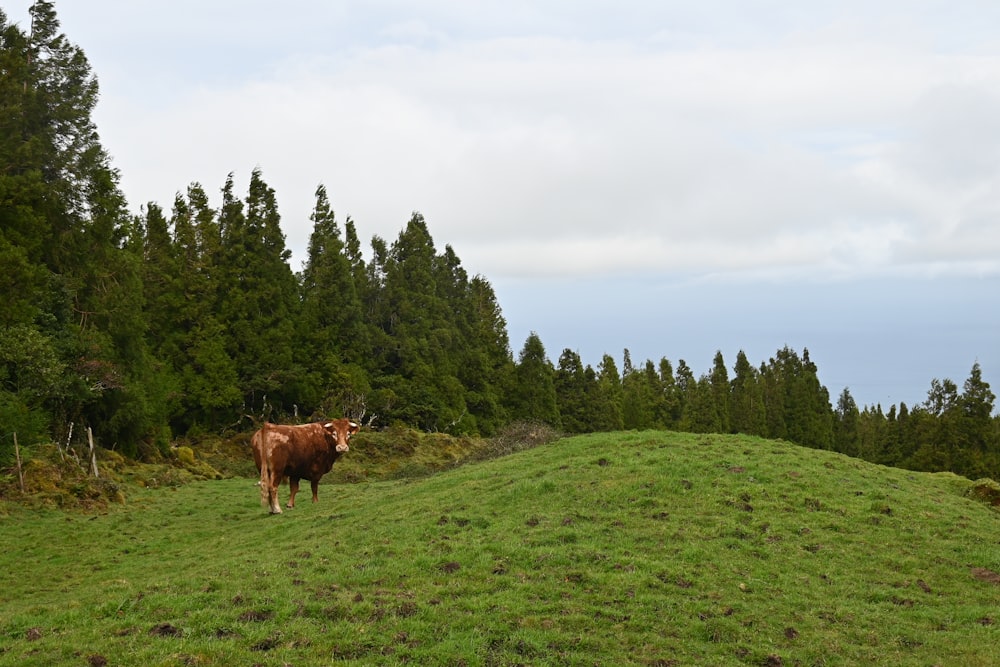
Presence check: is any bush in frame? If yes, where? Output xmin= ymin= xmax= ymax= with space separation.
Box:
xmin=966 ymin=478 xmax=1000 ymax=507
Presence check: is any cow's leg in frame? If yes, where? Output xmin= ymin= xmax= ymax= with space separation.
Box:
xmin=269 ymin=487 xmax=282 ymax=514
xmin=287 ymin=477 xmax=300 ymax=508
xmin=261 ymin=459 xmax=282 ymax=515
xmin=269 ymin=473 xmax=285 ymax=514
xmin=310 ymin=479 xmax=321 ymax=503
xmin=267 ymin=480 xmax=282 ymax=514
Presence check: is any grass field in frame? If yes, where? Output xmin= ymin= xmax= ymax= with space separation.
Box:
xmin=1 ymin=431 xmax=999 ymax=666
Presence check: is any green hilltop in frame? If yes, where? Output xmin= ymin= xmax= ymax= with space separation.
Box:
xmin=1 ymin=431 xmax=999 ymax=666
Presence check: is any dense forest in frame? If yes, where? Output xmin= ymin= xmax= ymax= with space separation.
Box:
xmin=1 ymin=3 xmax=998 ymax=480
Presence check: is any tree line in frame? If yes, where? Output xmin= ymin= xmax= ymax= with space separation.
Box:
xmin=1 ymin=3 xmax=997 ymax=481
xmin=515 ymin=339 xmax=998 ymax=480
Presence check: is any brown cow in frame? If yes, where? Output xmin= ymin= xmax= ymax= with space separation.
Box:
xmin=253 ymin=419 xmax=359 ymax=514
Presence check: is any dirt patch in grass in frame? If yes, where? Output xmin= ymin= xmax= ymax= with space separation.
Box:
xmin=148 ymin=622 xmax=182 ymax=637
xmin=250 ymin=633 xmax=281 ymax=651
xmin=971 ymin=567 xmax=1000 ymax=585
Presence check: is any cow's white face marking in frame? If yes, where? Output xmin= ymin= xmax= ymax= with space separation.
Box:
xmin=336 ymin=427 xmax=352 ymax=452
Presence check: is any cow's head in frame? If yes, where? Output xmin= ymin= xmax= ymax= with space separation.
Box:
xmin=323 ymin=418 xmax=360 ymax=453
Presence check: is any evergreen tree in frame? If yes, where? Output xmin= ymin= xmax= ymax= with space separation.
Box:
xmin=683 ymin=374 xmax=721 ymax=433
xmin=878 ymin=403 xmax=902 ymax=466
xmin=0 ymin=3 xmax=164 ymax=454
xmin=461 ymin=275 xmax=512 ymax=434
xmin=508 ymin=333 xmax=560 ymax=427
xmin=709 ymin=350 xmax=731 ymax=433
xmin=371 ymin=213 xmax=466 ymax=430
xmin=139 ymin=203 xmax=179 ymax=357
xmin=621 ymin=349 xmax=656 ymax=430
xmin=299 ymin=184 xmax=371 ymax=417
xmin=856 ymin=403 xmax=886 ymax=463
xmin=960 ymin=363 xmax=996 ymax=453
xmin=594 ymin=354 xmax=624 ymax=431
xmin=674 ymin=359 xmax=695 ymax=427
xmin=760 ymin=359 xmax=787 ymax=440
xmin=760 ymin=347 xmax=833 ymax=449
xmin=657 ymin=358 xmax=682 ymax=428
xmin=894 ymin=402 xmax=915 ymax=463
xmin=909 ymin=379 xmax=961 ymax=473
xmin=0 ymin=9 xmax=49 ymax=329
xmin=217 ymin=170 xmax=300 ymax=416
xmin=167 ymin=185 xmax=241 ymax=431
xmin=730 ymin=350 xmax=766 ymax=436
xmin=555 ymin=349 xmax=589 ymax=433
xmin=433 ymin=244 xmax=479 ymax=432
xmin=642 ymin=359 xmax=665 ymax=428
xmin=833 ymin=387 xmax=860 ymax=457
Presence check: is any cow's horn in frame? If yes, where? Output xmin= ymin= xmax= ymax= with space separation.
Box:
xmin=324 ymin=422 xmax=334 ymax=428
xmin=350 ymin=421 xmax=359 ymax=428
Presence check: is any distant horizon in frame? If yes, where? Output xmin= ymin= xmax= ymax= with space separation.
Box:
xmin=496 ymin=271 xmax=998 ymax=413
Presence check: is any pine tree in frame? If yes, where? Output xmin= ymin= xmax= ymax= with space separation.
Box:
xmin=960 ymin=363 xmax=996 ymax=453
xmin=642 ymin=360 xmax=664 ymax=428
xmin=139 ymin=203 xmax=179 ymax=356
xmin=555 ymin=349 xmax=588 ymax=433
xmin=730 ymin=350 xmax=766 ymax=436
xmin=833 ymin=387 xmax=860 ymax=456
xmin=709 ymin=350 xmax=731 ymax=433
xmin=674 ymin=359 xmax=695 ymax=428
xmin=759 ymin=347 xmax=833 ymax=449
xmin=508 ymin=333 xmax=560 ymax=427
xmin=879 ymin=403 xmax=902 ymax=466
xmin=683 ymin=375 xmax=721 ymax=433
xmin=0 ymin=10 xmax=49 ymax=328
xmin=299 ymin=184 xmax=371 ymax=417
xmin=370 ymin=213 xmax=468 ymax=430
xmin=910 ymin=378 xmax=961 ymax=473
xmin=168 ymin=184 xmax=241 ymax=431
xmin=760 ymin=359 xmax=786 ymax=440
xmin=217 ymin=170 xmax=300 ymax=416
xmin=461 ymin=275 xmax=512 ymax=435
xmin=621 ymin=350 xmax=657 ymax=430
xmin=594 ymin=354 xmax=624 ymax=431
xmin=0 ymin=3 xmax=164 ymax=453
xmin=657 ymin=358 xmax=682 ymax=428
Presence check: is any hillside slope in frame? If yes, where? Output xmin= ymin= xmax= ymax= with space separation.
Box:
xmin=1 ymin=431 xmax=999 ymax=666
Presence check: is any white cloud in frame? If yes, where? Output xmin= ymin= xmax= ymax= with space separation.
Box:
xmin=36 ymin=1 xmax=999 ymax=283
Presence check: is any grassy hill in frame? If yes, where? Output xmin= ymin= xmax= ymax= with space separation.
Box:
xmin=1 ymin=431 xmax=999 ymax=666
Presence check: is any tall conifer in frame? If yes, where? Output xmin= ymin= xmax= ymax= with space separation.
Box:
xmin=217 ymin=170 xmax=300 ymax=415
xmin=508 ymin=333 xmax=560 ymax=427
xmin=300 ymin=184 xmax=370 ymax=414
xmin=730 ymin=350 xmax=766 ymax=436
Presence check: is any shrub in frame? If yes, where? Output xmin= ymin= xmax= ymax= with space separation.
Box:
xmin=966 ymin=478 xmax=1000 ymax=507
xmin=473 ymin=420 xmax=562 ymax=461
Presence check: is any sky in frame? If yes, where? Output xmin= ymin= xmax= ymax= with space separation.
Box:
xmin=7 ymin=1 xmax=999 ymax=411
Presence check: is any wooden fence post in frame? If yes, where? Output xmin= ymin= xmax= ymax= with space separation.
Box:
xmin=87 ymin=427 xmax=99 ymax=479
xmin=60 ymin=421 xmax=73 ymax=462
xmin=14 ymin=432 xmax=25 ymax=494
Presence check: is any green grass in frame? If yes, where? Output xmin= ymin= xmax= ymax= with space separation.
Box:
xmin=1 ymin=431 xmax=999 ymax=666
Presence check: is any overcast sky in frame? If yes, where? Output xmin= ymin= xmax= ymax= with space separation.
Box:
xmin=9 ymin=1 xmax=999 ymax=411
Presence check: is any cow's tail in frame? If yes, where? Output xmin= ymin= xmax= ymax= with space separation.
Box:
xmin=259 ymin=421 xmax=272 ymax=509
